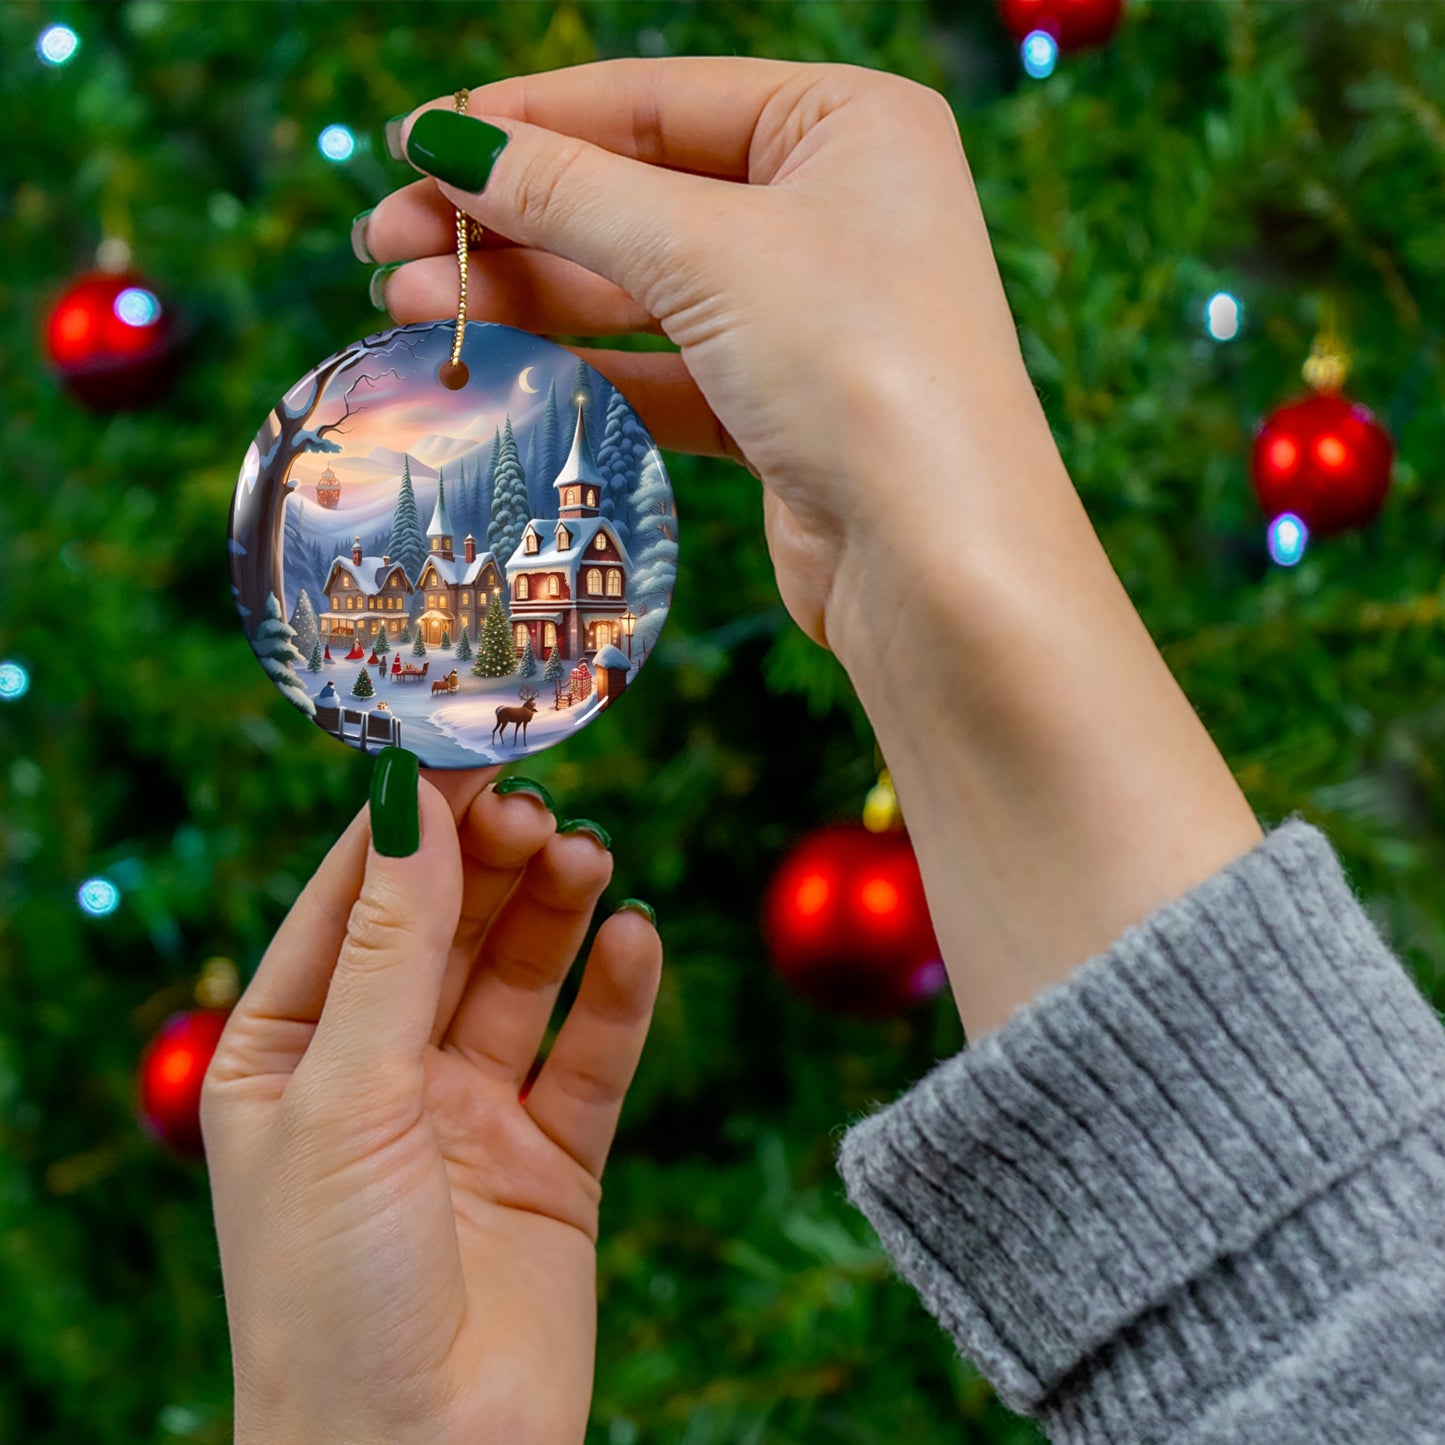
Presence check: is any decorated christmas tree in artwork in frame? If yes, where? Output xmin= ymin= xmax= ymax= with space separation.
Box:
xmin=350 ymin=667 xmax=374 ymax=699
xmin=474 ymin=591 xmax=514 ymax=678
xmin=288 ymin=589 xmax=320 ymax=663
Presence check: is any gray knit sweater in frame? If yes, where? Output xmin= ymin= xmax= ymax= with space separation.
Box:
xmin=837 ymin=817 xmax=1445 ymax=1443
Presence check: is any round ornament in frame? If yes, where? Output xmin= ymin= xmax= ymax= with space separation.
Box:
xmin=1251 ymin=391 xmax=1393 ymax=537
xmin=44 ymin=269 xmax=181 ymax=410
xmin=137 ymin=1008 xmax=231 ymax=1158
xmin=998 ymin=0 xmax=1124 ymax=50
xmin=229 ymin=320 xmax=678 ymax=767
xmin=763 ymin=823 xmax=946 ymax=1018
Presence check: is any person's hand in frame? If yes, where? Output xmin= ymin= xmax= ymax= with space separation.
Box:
xmin=361 ymin=56 xmax=1050 ymax=652
xmin=202 ymin=757 xmax=662 ymax=1445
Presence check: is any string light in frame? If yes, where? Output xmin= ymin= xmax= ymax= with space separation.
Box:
xmin=318 ymin=124 xmax=356 ymax=162
xmin=1021 ymin=30 xmax=1059 ymax=79
xmin=1267 ymin=512 xmax=1308 ymax=567
xmin=78 ymin=878 xmax=121 ymax=917
xmin=37 ymin=24 xmax=79 ymax=66
xmin=1205 ymin=291 xmax=1242 ymax=341
xmin=0 ymin=661 xmax=29 ymax=701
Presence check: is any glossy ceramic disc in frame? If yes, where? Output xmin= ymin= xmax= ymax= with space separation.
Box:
xmin=229 ymin=320 xmax=677 ymax=766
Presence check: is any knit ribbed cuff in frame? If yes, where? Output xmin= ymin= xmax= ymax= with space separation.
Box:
xmin=836 ymin=817 xmax=1445 ymax=1422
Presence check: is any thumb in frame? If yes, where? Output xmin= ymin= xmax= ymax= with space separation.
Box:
xmin=397 ymin=106 xmax=741 ymax=315
xmin=300 ymin=749 xmax=462 ymax=1092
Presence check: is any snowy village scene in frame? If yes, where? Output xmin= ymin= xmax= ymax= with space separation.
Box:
xmin=229 ymin=320 xmax=678 ymax=767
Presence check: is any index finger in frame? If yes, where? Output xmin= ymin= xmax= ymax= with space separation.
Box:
xmin=400 ymin=55 xmax=811 ymax=182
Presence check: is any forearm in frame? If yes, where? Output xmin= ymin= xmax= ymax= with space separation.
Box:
xmin=827 ymin=392 xmax=1262 ymax=1040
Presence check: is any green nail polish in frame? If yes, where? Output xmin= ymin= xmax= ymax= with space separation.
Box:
xmin=384 ymin=114 xmax=409 ymax=162
xmin=558 ymin=818 xmax=612 ymax=850
xmin=405 ymin=110 xmax=510 ymax=192
xmin=350 ymin=208 xmax=375 ymax=264
xmin=369 ymin=262 xmax=404 ymax=311
xmin=370 ymin=747 xmax=420 ymax=857
xmin=493 ymin=775 xmax=555 ymax=812
xmin=617 ymin=898 xmax=656 ymax=927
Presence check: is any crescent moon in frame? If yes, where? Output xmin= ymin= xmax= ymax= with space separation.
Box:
xmin=518 ymin=366 xmax=539 ymax=394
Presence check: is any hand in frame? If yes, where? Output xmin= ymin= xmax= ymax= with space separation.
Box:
xmin=362 ymin=56 xmax=1044 ymax=650
xmin=202 ymin=761 xmax=662 ymax=1445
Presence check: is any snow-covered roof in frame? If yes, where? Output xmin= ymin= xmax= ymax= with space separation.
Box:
xmin=427 ymin=479 xmax=455 ymax=539
xmin=325 ymin=555 xmax=412 ymax=593
xmin=593 ymin=644 xmax=631 ymax=670
xmin=553 ymin=407 xmax=603 ymax=492
xmin=418 ymin=551 xmax=499 ymax=587
xmin=506 ymin=516 xmax=634 ymax=579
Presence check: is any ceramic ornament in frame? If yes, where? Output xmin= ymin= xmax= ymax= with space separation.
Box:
xmin=229 ymin=319 xmax=677 ymax=767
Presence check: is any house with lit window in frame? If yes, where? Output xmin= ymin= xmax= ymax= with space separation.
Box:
xmin=413 ymin=479 xmax=503 ymax=647
xmin=505 ymin=407 xmax=634 ymax=661
xmin=320 ymin=538 xmax=414 ymax=642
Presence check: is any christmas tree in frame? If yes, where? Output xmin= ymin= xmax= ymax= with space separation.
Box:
xmin=307 ymin=639 xmax=324 ymax=673
xmin=517 ymin=634 xmax=538 ymax=679
xmin=412 ymin=632 xmax=427 ymax=658
xmin=543 ymin=644 xmax=566 ymax=706
xmin=474 ymin=590 xmax=515 ymax=678
xmin=6 ymin=8 xmax=1445 ymax=1445
xmin=288 ymin=589 xmax=320 ymax=662
xmin=455 ymin=628 xmax=473 ymax=662
xmin=375 ymin=628 xmax=390 ymax=656
xmin=253 ymin=591 xmax=316 ymax=717
xmin=440 ymin=627 xmax=451 ymax=650
xmin=351 ymin=666 xmax=374 ymax=699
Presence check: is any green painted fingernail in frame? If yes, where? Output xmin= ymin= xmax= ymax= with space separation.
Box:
xmin=350 ymin=208 xmax=375 ymax=264
xmin=617 ymin=898 xmax=656 ymax=926
xmin=405 ymin=110 xmax=510 ymax=192
xmin=384 ymin=114 xmax=409 ymax=162
xmin=558 ymin=818 xmax=612 ymax=851
xmin=493 ymin=775 xmax=555 ymax=812
xmin=369 ymin=262 xmax=404 ymax=311
xmin=370 ymin=747 xmax=420 ymax=857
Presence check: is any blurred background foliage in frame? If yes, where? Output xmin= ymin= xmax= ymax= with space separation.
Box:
xmin=1 ymin=1 xmax=1443 ymax=1442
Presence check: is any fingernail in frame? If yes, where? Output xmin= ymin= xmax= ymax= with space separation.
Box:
xmin=405 ymin=110 xmax=510 ymax=192
xmin=616 ymin=898 xmax=656 ymax=926
xmin=369 ymin=262 xmax=404 ymax=311
xmin=350 ymin=208 xmax=375 ymax=264
xmin=370 ymin=747 xmax=420 ymax=857
xmin=492 ymin=775 xmax=555 ymax=812
xmin=558 ymin=818 xmax=612 ymax=851
xmin=384 ymin=114 xmax=409 ymax=162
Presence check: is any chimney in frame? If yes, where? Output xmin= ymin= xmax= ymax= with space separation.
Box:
xmin=464 ymin=533 xmax=476 ymax=564
xmin=352 ymin=535 xmax=363 ymax=566
xmin=382 ymin=554 xmax=391 ymax=566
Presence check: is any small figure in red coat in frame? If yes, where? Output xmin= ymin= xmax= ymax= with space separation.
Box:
xmin=323 ymin=642 xmax=333 ymax=662
xmin=345 ymin=637 xmax=365 ymax=661
xmin=390 ymin=654 xmax=402 ymax=679
xmin=367 ymin=650 xmax=381 ymax=666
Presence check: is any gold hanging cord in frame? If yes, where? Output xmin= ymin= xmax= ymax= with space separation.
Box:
xmin=438 ymin=88 xmax=484 ymax=388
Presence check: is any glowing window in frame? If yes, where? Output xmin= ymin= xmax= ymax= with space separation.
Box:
xmin=517 ymin=576 xmax=530 ymax=600
xmin=548 ymin=575 xmax=560 ymax=597
xmin=544 ymin=623 xmax=556 ymax=647
xmin=594 ymin=535 xmax=607 ymax=551
xmin=606 ymin=570 xmax=622 ymax=597
xmin=586 ymin=568 xmax=602 ymax=595
xmin=524 ymin=532 xmax=538 ymax=554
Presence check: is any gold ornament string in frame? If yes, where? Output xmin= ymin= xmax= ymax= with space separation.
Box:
xmin=438 ymin=88 xmax=484 ymax=389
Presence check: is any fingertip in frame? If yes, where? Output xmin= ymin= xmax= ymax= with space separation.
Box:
xmin=461 ymin=777 xmax=558 ymax=869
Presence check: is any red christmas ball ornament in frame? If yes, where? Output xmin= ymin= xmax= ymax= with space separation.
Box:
xmin=44 ymin=269 xmax=181 ymax=410
xmin=764 ymin=823 xmax=945 ymax=1017
xmin=998 ymin=0 xmax=1124 ymax=50
xmin=1251 ymin=391 xmax=1393 ymax=537
xmin=137 ymin=1008 xmax=231 ymax=1158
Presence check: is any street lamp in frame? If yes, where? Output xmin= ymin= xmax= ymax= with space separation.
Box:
xmin=621 ymin=606 xmax=636 ymax=661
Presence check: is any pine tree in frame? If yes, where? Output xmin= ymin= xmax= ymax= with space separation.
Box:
xmin=568 ymin=359 xmax=607 ymax=460
xmin=400 ymin=617 xmax=413 ymax=643
xmin=455 ymin=628 xmax=473 ymax=662
xmin=487 ymin=416 xmax=529 ymax=568
xmin=538 ymin=380 xmax=561 ymax=489
xmin=253 ymin=591 xmax=316 ymax=717
xmin=375 ymin=627 xmax=390 ymax=655
xmin=307 ymin=639 xmax=324 ymax=673
xmin=543 ymin=643 xmax=566 ymax=706
xmin=412 ymin=631 xmax=427 ymax=658
xmin=629 ymin=448 xmax=679 ymax=615
xmin=440 ymin=627 xmax=452 ymax=650
xmin=473 ymin=589 xmax=514 ymax=678
xmin=596 ymin=389 xmax=649 ymax=545
xmin=389 ymin=454 xmax=430 ymax=586
xmin=289 ymin=589 xmax=320 ymax=662
xmin=517 ymin=635 xmax=538 ymax=680
xmin=351 ymin=666 xmax=375 ymax=699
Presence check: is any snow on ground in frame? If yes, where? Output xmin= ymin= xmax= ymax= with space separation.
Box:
xmin=304 ymin=650 xmax=620 ymax=766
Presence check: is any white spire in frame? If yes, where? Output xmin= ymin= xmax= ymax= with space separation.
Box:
xmin=427 ymin=474 xmax=454 ymax=539
xmin=553 ymin=404 xmax=603 ymax=492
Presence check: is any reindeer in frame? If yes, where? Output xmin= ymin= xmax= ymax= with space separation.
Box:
xmin=492 ymin=687 xmax=540 ymax=747
xmin=431 ymin=669 xmax=459 ymax=696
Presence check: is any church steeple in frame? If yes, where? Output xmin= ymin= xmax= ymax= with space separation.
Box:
xmin=553 ymin=405 xmax=603 ymax=519
xmin=426 ymin=471 xmax=454 ymax=561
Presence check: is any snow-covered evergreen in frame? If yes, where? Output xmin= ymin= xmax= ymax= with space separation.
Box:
xmin=254 ymin=591 xmax=317 ymax=717
xmin=455 ymin=629 xmax=473 ymax=662
xmin=629 ymin=448 xmax=679 ymax=616
xmin=487 ymin=416 xmax=529 ymax=566
xmin=388 ymin=454 xmax=430 ymax=588
xmin=517 ymin=635 xmax=538 ymax=679
xmin=412 ymin=631 xmax=427 ymax=658
xmin=375 ymin=627 xmax=390 ymax=655
xmin=542 ymin=644 xmax=566 ymax=703
xmin=307 ymin=639 xmax=324 ymax=673
xmin=596 ymin=389 xmax=649 ymax=545
xmin=289 ymin=589 xmax=320 ymax=661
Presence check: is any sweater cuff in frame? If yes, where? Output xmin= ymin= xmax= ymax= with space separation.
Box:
xmin=836 ymin=816 xmax=1445 ymax=1416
